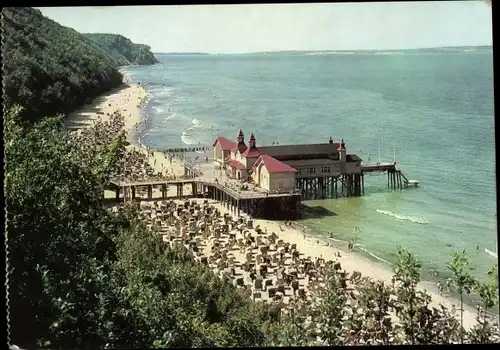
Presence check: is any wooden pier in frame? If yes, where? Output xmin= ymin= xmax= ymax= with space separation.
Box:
xmin=293 ymin=162 xmax=418 ymax=200
xmin=160 ymin=146 xmax=209 ymax=153
xmin=107 ymin=178 xmax=301 ymax=220
xmin=296 ymin=174 xmax=364 ymax=200
xmin=361 ymin=163 xmax=418 ymax=191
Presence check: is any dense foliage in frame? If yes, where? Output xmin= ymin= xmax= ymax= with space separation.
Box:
xmin=4 ymin=107 xmax=272 ymax=348
xmin=1 ymin=7 xmax=123 ymax=124
xmin=84 ymin=33 xmax=159 ymax=66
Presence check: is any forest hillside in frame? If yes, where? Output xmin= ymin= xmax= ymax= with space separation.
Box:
xmin=84 ymin=33 xmax=159 ymax=66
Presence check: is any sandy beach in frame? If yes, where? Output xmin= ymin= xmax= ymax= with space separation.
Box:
xmin=67 ymin=78 xmax=479 ymax=331
xmin=204 ymin=200 xmax=479 ymax=330
xmin=66 ymin=80 xmax=186 ymax=182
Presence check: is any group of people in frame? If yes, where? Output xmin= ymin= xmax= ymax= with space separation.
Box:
xmin=436 ymin=279 xmax=453 ymax=296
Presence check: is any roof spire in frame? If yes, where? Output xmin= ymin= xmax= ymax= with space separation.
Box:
xmin=237 ymin=128 xmax=245 ymax=144
xmin=249 ymin=133 xmax=256 ymax=148
xmin=337 ymin=138 xmax=346 ymax=152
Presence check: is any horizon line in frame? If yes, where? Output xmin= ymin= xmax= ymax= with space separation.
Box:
xmin=154 ymin=44 xmax=493 ymax=55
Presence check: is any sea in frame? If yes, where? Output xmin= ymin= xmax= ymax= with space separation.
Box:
xmin=122 ymin=48 xmax=497 ymax=306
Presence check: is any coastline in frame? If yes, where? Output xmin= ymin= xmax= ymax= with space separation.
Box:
xmin=208 ymin=201 xmax=479 ymax=330
xmin=66 ymin=74 xmax=186 ymax=190
xmin=66 ymin=74 xmax=480 ymax=331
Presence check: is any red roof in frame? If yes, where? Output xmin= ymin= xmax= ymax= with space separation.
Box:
xmin=256 ymin=155 xmax=297 ymax=173
xmin=227 ymin=159 xmax=246 ymax=170
xmin=241 ymin=147 xmax=261 ymax=158
xmin=213 ymin=137 xmax=237 ymax=151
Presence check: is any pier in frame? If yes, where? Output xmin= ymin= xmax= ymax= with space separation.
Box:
xmin=160 ymin=146 xmax=209 ymax=153
xmin=294 ymin=163 xmax=419 ymax=200
xmin=109 ymin=134 xmax=419 ymax=217
xmin=361 ymin=162 xmax=418 ymax=191
xmin=296 ymin=174 xmax=364 ymax=200
xmin=107 ymin=178 xmax=301 ymax=220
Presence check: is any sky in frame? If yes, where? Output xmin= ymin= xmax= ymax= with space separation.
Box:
xmin=38 ymin=2 xmax=492 ymax=54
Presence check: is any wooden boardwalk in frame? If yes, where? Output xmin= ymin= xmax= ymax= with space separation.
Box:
xmin=109 ymin=178 xmax=300 ymax=201
xmin=107 ymin=176 xmax=301 ymax=220
xmin=361 ymin=162 xmax=397 ymax=173
xmin=360 ymin=162 xmax=418 ymax=189
xmin=159 ymin=146 xmax=209 ymax=153
xmin=110 ymin=178 xmax=199 ymax=187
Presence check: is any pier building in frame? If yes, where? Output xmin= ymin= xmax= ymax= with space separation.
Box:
xmin=213 ymin=129 xmax=364 ymax=199
xmin=110 ymin=130 xmax=417 ymax=220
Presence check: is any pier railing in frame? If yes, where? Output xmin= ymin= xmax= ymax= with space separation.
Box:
xmin=160 ymin=146 xmax=209 ymax=153
xmin=205 ymin=181 xmax=301 ymax=199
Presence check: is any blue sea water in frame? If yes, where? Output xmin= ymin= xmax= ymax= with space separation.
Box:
xmin=123 ymin=50 xmax=497 ymax=299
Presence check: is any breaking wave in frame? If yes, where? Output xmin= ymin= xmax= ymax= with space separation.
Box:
xmin=485 ymin=248 xmax=498 ymax=258
xmin=153 ymin=106 xmax=164 ymax=114
xmin=157 ymin=87 xmax=173 ymax=96
xmin=181 ymin=131 xmax=198 ymax=145
xmin=165 ymin=113 xmax=177 ymax=121
xmin=376 ymin=209 xmax=429 ymax=224
xmin=357 ymin=246 xmax=392 ymax=265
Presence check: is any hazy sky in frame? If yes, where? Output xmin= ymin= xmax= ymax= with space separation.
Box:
xmin=38 ymin=2 xmax=492 ymax=54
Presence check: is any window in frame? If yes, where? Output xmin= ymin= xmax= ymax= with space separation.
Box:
xmin=321 ymin=166 xmax=331 ymax=173
xmin=308 ymin=167 xmax=316 ymax=174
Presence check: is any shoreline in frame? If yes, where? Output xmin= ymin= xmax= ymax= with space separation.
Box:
xmin=259 ymin=218 xmax=479 ymax=330
xmin=66 ymin=76 xmax=481 ymax=331
xmin=294 ymin=211 xmax=499 ymax=319
xmin=66 ymin=76 xmax=187 ymax=189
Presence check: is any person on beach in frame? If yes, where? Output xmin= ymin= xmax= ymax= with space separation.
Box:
xmin=437 ymin=282 xmax=443 ymax=296
xmin=477 ymin=304 xmax=481 ymax=317
xmin=391 ymin=276 xmax=396 ymax=288
xmin=445 ymin=278 xmax=452 ymax=293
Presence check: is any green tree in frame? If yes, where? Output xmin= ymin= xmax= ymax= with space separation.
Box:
xmin=2 ymin=7 xmax=135 ymax=124
xmin=84 ymin=33 xmax=159 ymax=66
xmin=468 ymin=264 xmax=500 ymax=343
xmin=447 ymin=250 xmax=477 ymax=343
xmin=393 ymin=247 xmax=421 ymax=345
xmin=314 ymin=266 xmax=349 ymax=345
xmin=5 ymin=106 xmax=127 ymax=348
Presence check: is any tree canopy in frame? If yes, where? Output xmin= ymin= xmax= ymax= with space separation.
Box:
xmin=84 ymin=33 xmax=159 ymax=66
xmin=2 ymin=7 xmax=147 ymax=124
